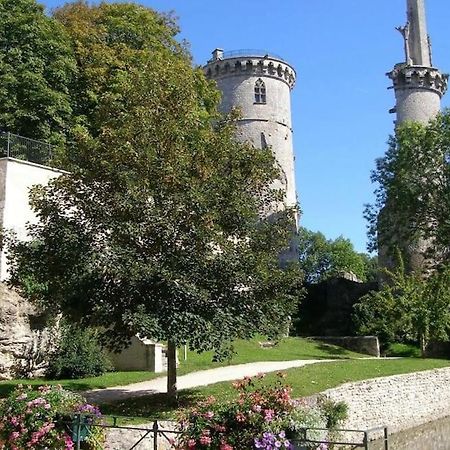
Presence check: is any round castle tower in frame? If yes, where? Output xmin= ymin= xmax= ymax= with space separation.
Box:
xmin=381 ymin=0 xmax=448 ymax=273
xmin=204 ymin=49 xmax=297 ymax=212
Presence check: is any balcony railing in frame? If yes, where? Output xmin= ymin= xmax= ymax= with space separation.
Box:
xmin=0 ymin=131 xmax=54 ymax=166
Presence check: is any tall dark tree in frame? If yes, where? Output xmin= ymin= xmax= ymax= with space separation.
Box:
xmin=0 ymin=0 xmax=76 ymax=145
xmin=8 ymin=2 xmax=302 ymax=401
xmin=365 ymin=113 xmax=450 ymax=271
xmin=297 ymin=227 xmax=375 ymax=283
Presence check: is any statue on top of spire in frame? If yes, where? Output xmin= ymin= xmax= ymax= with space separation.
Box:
xmin=396 ymin=22 xmax=412 ymax=65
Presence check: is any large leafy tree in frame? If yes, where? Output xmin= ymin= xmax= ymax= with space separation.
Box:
xmin=0 ymin=0 xmax=76 ymax=145
xmin=53 ymin=1 xmax=186 ymax=145
xmin=297 ymin=227 xmax=377 ymax=283
xmin=9 ymin=2 xmax=302 ymax=401
xmin=353 ymin=257 xmax=450 ymax=357
xmin=365 ymin=113 xmax=450 ymax=272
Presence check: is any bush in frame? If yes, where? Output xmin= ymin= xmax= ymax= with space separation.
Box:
xmin=177 ymin=373 xmax=333 ymax=450
xmin=0 ymin=385 xmax=104 ymax=449
xmin=46 ymin=324 xmax=112 ymax=379
xmin=317 ymin=396 xmax=348 ymax=430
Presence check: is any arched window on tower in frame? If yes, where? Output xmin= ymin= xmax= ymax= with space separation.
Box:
xmin=254 ymin=78 xmax=266 ymax=104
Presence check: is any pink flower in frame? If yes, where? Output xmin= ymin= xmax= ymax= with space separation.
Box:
xmin=199 ymin=435 xmax=212 ymax=445
xmin=263 ymin=409 xmax=275 ymax=422
xmin=220 ymin=443 xmax=233 ymax=450
xmin=9 ymin=431 xmax=20 ymax=441
xmin=204 ymin=411 xmax=214 ymax=419
xmin=235 ymin=412 xmax=246 ymax=422
xmin=252 ymin=405 xmax=262 ymax=413
xmin=187 ymin=438 xmax=196 ymax=448
xmin=10 ymin=417 xmax=19 ymax=426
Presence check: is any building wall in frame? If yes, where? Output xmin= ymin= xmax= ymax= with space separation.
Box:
xmin=0 ymin=158 xmax=63 ymax=280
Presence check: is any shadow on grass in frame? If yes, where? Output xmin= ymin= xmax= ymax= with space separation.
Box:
xmin=313 ymin=342 xmax=350 ymax=358
xmin=100 ymin=389 xmax=201 ymax=421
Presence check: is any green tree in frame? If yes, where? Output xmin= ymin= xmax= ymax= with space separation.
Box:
xmin=365 ymin=113 xmax=450 ymax=271
xmin=53 ymin=1 xmax=186 ymax=146
xmin=297 ymin=227 xmax=375 ymax=283
xmin=353 ymin=257 xmax=450 ymax=356
xmin=8 ymin=2 xmax=302 ymax=402
xmin=0 ymin=0 xmax=76 ymax=145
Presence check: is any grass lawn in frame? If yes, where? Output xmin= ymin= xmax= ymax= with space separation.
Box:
xmin=0 ymin=336 xmax=363 ymax=398
xmin=100 ymin=357 xmax=450 ymax=423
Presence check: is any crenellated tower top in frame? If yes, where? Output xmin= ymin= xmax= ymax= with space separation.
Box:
xmin=204 ymin=48 xmax=296 ymax=90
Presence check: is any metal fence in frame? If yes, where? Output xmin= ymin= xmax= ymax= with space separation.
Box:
xmin=0 ymin=131 xmax=54 ymax=166
xmin=292 ymin=425 xmax=389 ymax=450
xmin=221 ymin=49 xmax=286 ymax=61
xmin=62 ymin=415 xmax=182 ymax=450
xmin=63 ymin=415 xmax=389 ymax=450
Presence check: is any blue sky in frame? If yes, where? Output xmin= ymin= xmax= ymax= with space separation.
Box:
xmin=42 ymin=0 xmax=450 ymax=253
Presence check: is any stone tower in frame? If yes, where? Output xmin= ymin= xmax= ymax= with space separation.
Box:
xmin=387 ymin=0 xmax=447 ymax=125
xmin=381 ymin=0 xmax=448 ymax=272
xmin=204 ymin=49 xmax=297 ymax=210
xmin=204 ymin=49 xmax=298 ymax=260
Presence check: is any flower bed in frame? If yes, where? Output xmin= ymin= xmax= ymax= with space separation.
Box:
xmin=0 ymin=385 xmax=104 ymax=449
xmin=177 ymin=373 xmax=344 ymax=450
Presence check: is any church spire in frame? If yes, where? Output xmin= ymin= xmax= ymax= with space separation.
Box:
xmin=396 ymin=0 xmax=432 ymax=66
xmin=405 ymin=0 xmax=431 ymax=66
xmin=387 ymin=0 xmax=447 ymax=125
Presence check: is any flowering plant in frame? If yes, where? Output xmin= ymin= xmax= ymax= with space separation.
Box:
xmin=177 ymin=373 xmax=329 ymax=450
xmin=0 ymin=385 xmax=104 ymax=450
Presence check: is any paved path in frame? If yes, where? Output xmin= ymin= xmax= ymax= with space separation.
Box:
xmin=84 ymin=359 xmax=336 ymax=404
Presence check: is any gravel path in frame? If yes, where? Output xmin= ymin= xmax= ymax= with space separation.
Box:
xmin=84 ymin=359 xmax=336 ymax=404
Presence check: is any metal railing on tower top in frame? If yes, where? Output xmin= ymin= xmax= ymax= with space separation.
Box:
xmin=0 ymin=131 xmax=54 ymax=166
xmin=221 ymin=49 xmax=286 ymax=61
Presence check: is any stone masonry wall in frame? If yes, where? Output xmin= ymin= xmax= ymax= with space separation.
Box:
xmin=0 ymin=283 xmax=56 ymax=379
xmin=322 ymin=367 xmax=450 ymax=436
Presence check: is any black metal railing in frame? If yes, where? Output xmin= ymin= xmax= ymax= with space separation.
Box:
xmin=221 ymin=49 xmax=286 ymax=61
xmin=62 ymin=415 xmax=389 ymax=450
xmin=292 ymin=425 xmax=389 ymax=450
xmin=62 ymin=415 xmax=181 ymax=450
xmin=0 ymin=131 xmax=54 ymax=166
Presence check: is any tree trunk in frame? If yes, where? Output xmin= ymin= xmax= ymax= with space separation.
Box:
xmin=419 ymin=333 xmax=427 ymax=358
xmin=167 ymin=340 xmax=178 ymax=404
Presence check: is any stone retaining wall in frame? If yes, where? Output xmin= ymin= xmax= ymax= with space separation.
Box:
xmin=308 ymin=336 xmax=380 ymax=357
xmin=322 ymin=367 xmax=450 ymax=436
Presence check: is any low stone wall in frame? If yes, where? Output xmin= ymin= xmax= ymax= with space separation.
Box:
xmin=322 ymin=367 xmax=450 ymax=437
xmin=308 ymin=336 xmax=380 ymax=357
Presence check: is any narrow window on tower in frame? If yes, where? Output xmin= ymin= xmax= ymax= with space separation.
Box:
xmin=254 ymin=78 xmax=266 ymax=104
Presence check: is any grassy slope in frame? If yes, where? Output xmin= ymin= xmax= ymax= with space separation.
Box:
xmin=101 ymin=357 xmax=450 ymax=422
xmin=0 ymin=337 xmax=363 ymax=398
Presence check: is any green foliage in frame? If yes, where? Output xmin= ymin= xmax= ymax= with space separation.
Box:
xmin=46 ymin=324 xmax=112 ymax=380
xmin=8 ymin=1 xmax=302 ymax=393
xmin=366 ymin=112 xmax=450 ymax=270
xmin=386 ymin=343 xmax=421 ymax=358
xmin=0 ymin=384 xmax=104 ymax=449
xmin=297 ymin=227 xmax=377 ymax=283
xmin=317 ymin=396 xmax=348 ymax=430
xmin=353 ymin=257 xmax=450 ymax=355
xmin=53 ymin=1 xmax=189 ymax=148
xmin=0 ymin=0 xmax=76 ymax=145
